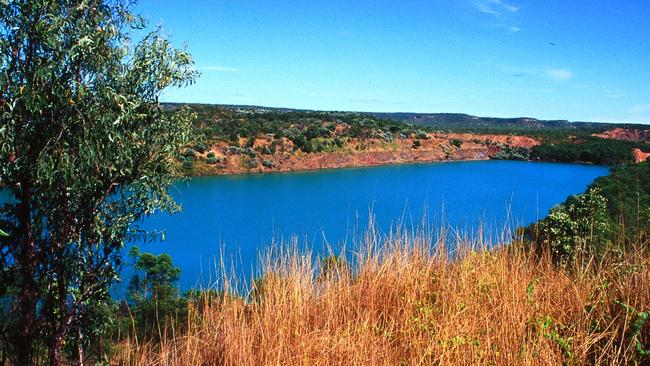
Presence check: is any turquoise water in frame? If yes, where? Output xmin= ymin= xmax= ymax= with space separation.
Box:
xmin=134 ymin=160 xmax=609 ymax=289
xmin=0 ymin=161 xmax=610 ymax=290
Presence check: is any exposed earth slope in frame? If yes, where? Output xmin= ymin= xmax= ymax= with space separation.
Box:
xmin=170 ymin=104 xmax=650 ymax=175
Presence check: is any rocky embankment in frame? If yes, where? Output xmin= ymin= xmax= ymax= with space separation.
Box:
xmin=592 ymin=128 xmax=650 ymax=163
xmin=593 ymin=127 xmax=650 ymax=143
xmin=191 ymin=133 xmax=540 ymax=175
xmin=632 ymin=148 xmax=650 ymax=163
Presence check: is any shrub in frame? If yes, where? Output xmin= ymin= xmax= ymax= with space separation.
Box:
xmin=262 ymin=159 xmax=274 ymax=168
xmin=184 ymin=147 xmax=197 ymax=157
xmin=195 ymin=141 xmax=207 ymax=153
xmin=242 ymin=157 xmax=259 ymax=169
xmin=526 ymin=188 xmax=611 ymax=265
xmin=182 ymin=159 xmax=195 ymax=171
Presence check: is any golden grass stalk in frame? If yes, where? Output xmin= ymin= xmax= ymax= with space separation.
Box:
xmin=113 ymin=225 xmax=650 ymax=365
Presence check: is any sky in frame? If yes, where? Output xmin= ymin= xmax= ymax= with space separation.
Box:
xmin=137 ymin=0 xmax=650 ymax=124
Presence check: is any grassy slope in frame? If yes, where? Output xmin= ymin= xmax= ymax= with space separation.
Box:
xmin=113 ymin=230 xmax=649 ymax=365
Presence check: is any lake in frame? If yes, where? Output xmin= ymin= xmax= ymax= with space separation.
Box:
xmin=133 ymin=160 xmax=609 ymax=290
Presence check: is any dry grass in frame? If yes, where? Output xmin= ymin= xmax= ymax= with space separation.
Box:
xmin=112 ymin=226 xmax=650 ymax=365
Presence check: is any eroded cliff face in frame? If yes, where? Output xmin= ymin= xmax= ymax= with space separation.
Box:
xmin=191 ymin=133 xmax=540 ymax=175
xmin=593 ymin=128 xmax=650 ymax=143
xmin=591 ymin=128 xmax=650 ymax=163
xmin=632 ymin=148 xmax=650 ymax=163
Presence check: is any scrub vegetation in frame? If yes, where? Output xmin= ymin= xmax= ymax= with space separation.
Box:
xmin=171 ymin=103 xmax=650 ymax=175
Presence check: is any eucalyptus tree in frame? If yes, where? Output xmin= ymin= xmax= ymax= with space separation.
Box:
xmin=0 ymin=1 xmax=198 ymax=364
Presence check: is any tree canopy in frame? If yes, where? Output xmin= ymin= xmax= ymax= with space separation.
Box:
xmin=0 ymin=1 xmax=197 ymax=364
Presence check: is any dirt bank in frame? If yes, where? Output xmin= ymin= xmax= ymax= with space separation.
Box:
xmin=593 ymin=128 xmax=650 ymax=143
xmin=633 ymin=148 xmax=650 ymax=163
xmin=191 ymin=132 xmax=540 ymax=176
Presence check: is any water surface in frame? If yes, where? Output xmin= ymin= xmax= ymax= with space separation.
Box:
xmin=136 ymin=160 xmax=609 ymax=289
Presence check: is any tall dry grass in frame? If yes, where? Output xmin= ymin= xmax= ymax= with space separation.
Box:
xmin=112 ymin=226 xmax=650 ymax=365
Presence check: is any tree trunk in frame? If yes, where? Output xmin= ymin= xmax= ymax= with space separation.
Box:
xmin=16 ymin=180 xmax=36 ymax=366
xmin=49 ymin=338 xmax=63 ymax=366
xmin=77 ymin=327 xmax=84 ymax=366
xmin=49 ymin=269 xmax=72 ymax=366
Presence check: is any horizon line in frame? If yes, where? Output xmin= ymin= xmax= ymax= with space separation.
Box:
xmin=161 ymin=101 xmax=650 ymax=126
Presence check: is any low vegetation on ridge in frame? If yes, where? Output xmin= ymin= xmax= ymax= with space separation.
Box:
xmin=168 ymin=103 xmax=650 ymax=176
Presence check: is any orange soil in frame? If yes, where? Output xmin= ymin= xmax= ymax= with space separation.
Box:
xmin=593 ymin=127 xmax=650 ymax=143
xmin=592 ymin=128 xmax=650 ymax=163
xmin=192 ymin=133 xmax=540 ymax=176
xmin=633 ymin=148 xmax=650 ymax=163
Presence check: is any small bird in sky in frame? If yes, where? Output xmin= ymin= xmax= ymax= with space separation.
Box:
xmin=549 ymin=42 xmax=557 ymax=46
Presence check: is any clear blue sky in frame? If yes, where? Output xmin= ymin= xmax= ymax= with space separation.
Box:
xmin=137 ymin=0 xmax=650 ymax=123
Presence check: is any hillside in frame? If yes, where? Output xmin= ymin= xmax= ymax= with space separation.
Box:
xmin=165 ymin=103 xmax=650 ymax=175
xmin=165 ymin=103 xmax=650 ymax=133
xmin=366 ymin=112 xmax=649 ymax=133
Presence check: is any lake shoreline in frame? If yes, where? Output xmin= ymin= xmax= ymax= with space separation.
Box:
xmin=186 ymin=132 xmax=542 ymax=176
xmin=185 ymin=155 xmax=606 ymax=178
xmin=146 ymin=160 xmax=610 ymax=291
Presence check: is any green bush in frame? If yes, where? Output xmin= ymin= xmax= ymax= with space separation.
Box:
xmin=526 ymin=188 xmax=612 ymax=265
xmin=195 ymin=141 xmax=207 ymax=153
xmin=182 ymin=159 xmax=194 ymax=171
xmin=184 ymin=148 xmax=197 ymax=158
xmin=530 ymin=137 xmax=648 ymax=165
xmin=124 ymin=247 xmax=186 ymax=341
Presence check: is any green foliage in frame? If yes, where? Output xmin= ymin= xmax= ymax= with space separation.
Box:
xmin=451 ymin=139 xmax=463 ymax=148
xmin=181 ymin=158 xmax=195 ymax=171
xmin=261 ymin=159 xmax=274 ymax=168
xmin=530 ymin=137 xmax=648 ymax=165
xmin=127 ymin=247 xmax=181 ymax=303
xmin=124 ymin=247 xmax=185 ymax=340
xmin=242 ymin=157 xmax=260 ymax=169
xmin=195 ymin=141 xmax=207 ymax=153
xmin=166 ymin=103 xmax=426 ymax=156
xmin=368 ymin=111 xmax=647 ymax=136
xmin=537 ymin=315 xmax=573 ymax=364
xmin=588 ymin=161 xmax=650 ymax=240
xmin=0 ymin=1 xmax=197 ymax=364
xmin=527 ymin=188 xmax=611 ymax=265
xmin=525 ymin=161 xmax=650 ymax=266
xmin=493 ymin=145 xmax=530 ymax=160
xmin=615 ymin=301 xmax=650 ymax=359
xmin=416 ymin=131 xmax=429 ymax=139
xmin=184 ymin=147 xmax=198 ymax=158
